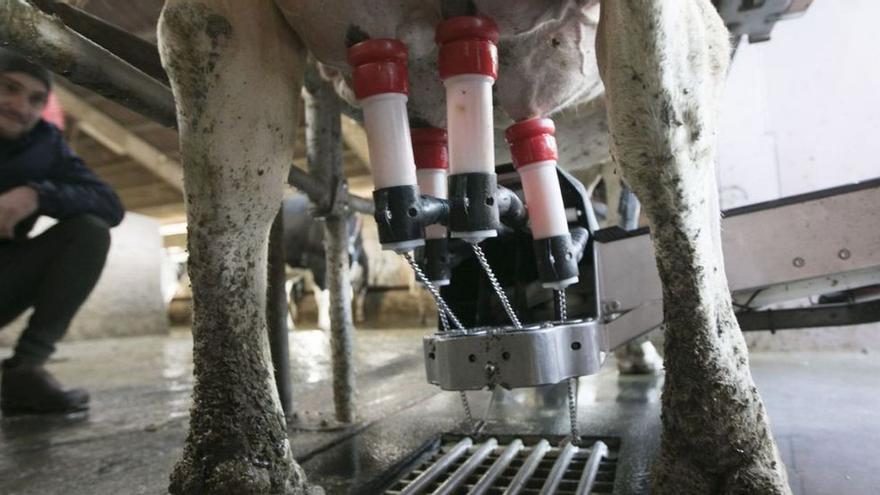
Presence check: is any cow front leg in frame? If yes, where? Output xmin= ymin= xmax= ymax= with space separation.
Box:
xmin=158 ymin=2 xmax=311 ymax=493
xmin=597 ymin=1 xmax=790 ymax=493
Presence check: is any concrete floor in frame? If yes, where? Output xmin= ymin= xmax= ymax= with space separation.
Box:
xmin=0 ymin=328 xmax=877 ymax=494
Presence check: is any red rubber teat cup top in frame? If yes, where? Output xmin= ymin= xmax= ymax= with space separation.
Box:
xmin=411 ymin=128 xmax=449 ymax=170
xmin=347 ymin=38 xmax=409 ymax=100
xmin=505 ymin=118 xmax=559 ymax=169
xmin=346 ymin=38 xmax=417 ymax=192
xmin=436 ymin=16 xmax=499 ymax=80
xmin=506 ymin=117 xmax=568 ymax=240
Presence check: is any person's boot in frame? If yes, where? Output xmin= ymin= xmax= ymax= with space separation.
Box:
xmin=1 ymin=359 xmax=89 ymax=416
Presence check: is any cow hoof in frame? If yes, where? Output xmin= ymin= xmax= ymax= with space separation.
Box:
xmin=651 ymin=452 xmax=713 ymax=495
xmin=652 ymin=448 xmax=791 ymax=495
xmin=615 ymin=341 xmax=663 ymax=375
xmin=722 ymin=449 xmax=792 ymax=495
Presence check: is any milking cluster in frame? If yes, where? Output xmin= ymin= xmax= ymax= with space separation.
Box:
xmin=347 ymin=15 xmax=579 ymax=291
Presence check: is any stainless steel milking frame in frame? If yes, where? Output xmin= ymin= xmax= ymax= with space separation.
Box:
xmin=424 ymin=177 xmax=880 ymax=391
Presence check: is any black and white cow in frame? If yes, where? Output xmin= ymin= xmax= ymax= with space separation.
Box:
xmin=281 ymin=194 xmax=368 ymax=329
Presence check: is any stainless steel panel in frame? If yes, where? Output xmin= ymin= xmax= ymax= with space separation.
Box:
xmin=603 ymin=300 xmax=663 ymax=350
xmin=597 ymin=183 xmax=880 ymax=314
xmin=722 ymin=186 xmax=880 ymax=292
xmin=424 ymin=320 xmax=605 ymax=391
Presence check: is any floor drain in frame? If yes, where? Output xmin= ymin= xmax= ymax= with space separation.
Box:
xmin=385 ymin=434 xmax=618 ymax=494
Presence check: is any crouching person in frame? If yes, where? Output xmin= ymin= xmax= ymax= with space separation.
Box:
xmin=0 ymin=49 xmax=124 ymax=415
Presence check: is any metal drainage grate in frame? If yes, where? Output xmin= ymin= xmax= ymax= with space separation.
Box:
xmin=385 ymin=434 xmax=618 ymax=495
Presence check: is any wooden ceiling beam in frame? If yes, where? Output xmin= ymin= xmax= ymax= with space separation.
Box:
xmin=54 ymin=84 xmax=184 ymax=192
xmin=104 ymin=171 xmax=166 ymax=190
xmin=117 ymin=181 xmax=181 ymax=200
xmin=131 ymin=202 xmax=187 ymax=221
xmin=123 ymin=189 xmax=184 ymax=210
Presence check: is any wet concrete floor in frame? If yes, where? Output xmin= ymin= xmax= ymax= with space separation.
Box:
xmin=0 ymin=328 xmax=877 ymax=494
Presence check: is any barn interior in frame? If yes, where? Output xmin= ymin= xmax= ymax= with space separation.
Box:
xmin=0 ymin=1 xmax=879 ymax=494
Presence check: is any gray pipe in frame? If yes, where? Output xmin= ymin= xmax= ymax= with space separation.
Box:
xmin=539 ymin=441 xmax=579 ymax=495
xmin=305 ymin=73 xmax=356 ymax=423
xmin=399 ymin=437 xmax=473 ymax=495
xmin=433 ymin=437 xmax=498 ymax=495
xmin=503 ymin=439 xmax=550 ymax=495
xmin=0 ymin=0 xmax=177 ymax=128
xmin=575 ymin=441 xmax=609 ymax=495
xmin=266 ymin=207 xmax=293 ymax=416
xmin=470 ymin=438 xmax=523 ymax=495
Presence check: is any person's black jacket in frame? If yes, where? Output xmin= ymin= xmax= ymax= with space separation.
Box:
xmin=0 ymin=120 xmax=124 ymax=239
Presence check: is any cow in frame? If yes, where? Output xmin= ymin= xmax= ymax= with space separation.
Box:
xmin=156 ymin=1 xmax=790 ymax=493
xmin=281 ymin=193 xmax=368 ymax=329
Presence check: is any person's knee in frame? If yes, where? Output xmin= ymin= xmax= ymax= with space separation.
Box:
xmin=59 ymin=214 xmax=112 ymax=254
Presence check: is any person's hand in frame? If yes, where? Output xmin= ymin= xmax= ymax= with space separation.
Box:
xmin=0 ymin=186 xmax=39 ymax=239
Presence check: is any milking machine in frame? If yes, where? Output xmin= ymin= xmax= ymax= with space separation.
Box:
xmin=346 ymin=16 xmax=603 ymax=444
xmin=347 ymin=16 xmax=880 ymax=458
xmin=343 ymin=28 xmax=880 ymax=495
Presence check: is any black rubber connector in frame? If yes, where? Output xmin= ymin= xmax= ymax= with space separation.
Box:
xmin=373 ymin=185 xmax=424 ymax=248
xmin=569 ymin=227 xmax=589 ymax=263
xmin=533 ymin=234 xmax=579 ymax=287
xmin=447 ymin=173 xmax=500 ymax=234
xmin=496 ymin=185 xmax=528 ymax=229
xmin=422 ymin=237 xmax=451 ymax=284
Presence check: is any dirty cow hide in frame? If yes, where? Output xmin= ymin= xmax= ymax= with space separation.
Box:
xmin=597 ymin=1 xmax=790 ymax=493
xmin=157 ymin=0 xmax=790 ymax=493
xmin=158 ymin=1 xmax=311 ymax=493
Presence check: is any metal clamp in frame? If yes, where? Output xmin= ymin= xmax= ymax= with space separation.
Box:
xmin=423 ymin=319 xmax=605 ymax=390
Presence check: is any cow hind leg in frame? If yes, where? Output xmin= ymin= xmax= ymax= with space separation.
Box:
xmin=596 ymin=1 xmax=790 ymax=493
xmin=158 ymin=2 xmax=311 ymax=493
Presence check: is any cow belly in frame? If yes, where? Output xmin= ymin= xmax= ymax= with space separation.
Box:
xmin=273 ymin=0 xmax=604 ymax=125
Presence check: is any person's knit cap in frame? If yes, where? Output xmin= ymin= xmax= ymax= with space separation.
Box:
xmin=0 ymin=48 xmax=52 ymax=90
